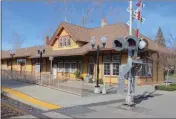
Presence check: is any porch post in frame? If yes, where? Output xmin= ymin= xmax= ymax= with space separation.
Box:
xmin=49 ymin=56 xmax=54 ymax=86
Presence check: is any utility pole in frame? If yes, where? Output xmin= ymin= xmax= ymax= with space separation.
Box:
xmin=125 ymin=0 xmax=134 ymax=106
xmin=129 ymin=0 xmax=133 ymax=36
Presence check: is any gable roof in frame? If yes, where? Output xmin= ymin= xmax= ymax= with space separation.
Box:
xmin=2 ymin=22 xmax=174 ymax=59
xmin=49 ymin=22 xmax=90 ymax=46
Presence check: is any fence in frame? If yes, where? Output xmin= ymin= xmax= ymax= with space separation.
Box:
xmin=1 ymin=70 xmax=94 ymax=96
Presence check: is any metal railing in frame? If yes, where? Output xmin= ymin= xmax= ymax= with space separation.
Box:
xmin=1 ymin=70 xmax=94 ymax=96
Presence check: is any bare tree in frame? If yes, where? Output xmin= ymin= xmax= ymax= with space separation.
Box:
xmin=9 ymin=32 xmax=23 ymax=50
xmin=168 ymin=34 xmax=176 ymax=74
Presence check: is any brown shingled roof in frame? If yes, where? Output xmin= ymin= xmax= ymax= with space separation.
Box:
xmin=1 ymin=46 xmax=53 ymax=59
xmin=2 ymin=22 xmax=173 ymax=59
xmin=49 ymin=22 xmax=90 ymax=46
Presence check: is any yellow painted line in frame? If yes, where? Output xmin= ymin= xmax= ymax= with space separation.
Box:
xmin=2 ymin=86 xmax=62 ymax=110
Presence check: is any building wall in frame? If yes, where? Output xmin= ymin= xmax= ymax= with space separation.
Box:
xmin=1 ymin=60 xmax=8 ymax=70
xmin=82 ymin=56 xmax=88 ymax=79
xmin=26 ymin=59 xmax=32 ymax=72
xmin=1 ymin=52 xmax=165 ymax=85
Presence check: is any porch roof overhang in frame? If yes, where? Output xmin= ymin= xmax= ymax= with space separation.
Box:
xmin=29 ymin=47 xmax=116 ymax=58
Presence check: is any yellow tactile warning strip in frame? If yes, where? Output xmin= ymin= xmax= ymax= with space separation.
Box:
xmin=2 ymin=86 xmax=62 ymax=110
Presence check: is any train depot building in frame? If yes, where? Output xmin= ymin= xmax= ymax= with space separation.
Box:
xmin=1 ymin=21 xmax=169 ymax=85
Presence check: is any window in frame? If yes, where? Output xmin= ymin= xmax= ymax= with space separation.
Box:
xmin=59 ymin=38 xmax=62 ymax=47
xmin=103 ymin=55 xmax=111 ymax=62
xmin=133 ymin=59 xmax=152 ymax=77
xmin=103 ymin=55 xmax=121 ymax=76
xmin=58 ymin=62 xmax=63 ymax=72
xmin=104 ymin=63 xmax=110 ymax=75
xmin=70 ymin=62 xmax=77 ymax=72
xmin=141 ymin=63 xmax=152 ymax=77
xmin=112 ymin=55 xmax=120 ymax=62
xmin=7 ymin=60 xmax=11 ymax=66
xmin=67 ymin=38 xmax=71 ymax=46
xmin=78 ymin=62 xmax=83 ymax=73
xmin=64 ymin=62 xmax=70 ymax=72
xmin=112 ymin=63 xmax=120 ymax=75
xmin=62 ymin=38 xmax=66 ymax=46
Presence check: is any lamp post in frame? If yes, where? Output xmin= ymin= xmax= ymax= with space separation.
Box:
xmin=10 ymin=50 xmax=15 ymax=79
xmin=17 ymin=59 xmax=26 ymax=74
xmin=90 ymin=35 xmax=107 ymax=94
xmin=37 ymin=48 xmax=45 ymax=82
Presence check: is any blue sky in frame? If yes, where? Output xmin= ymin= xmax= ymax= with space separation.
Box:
xmin=2 ymin=1 xmax=176 ymax=50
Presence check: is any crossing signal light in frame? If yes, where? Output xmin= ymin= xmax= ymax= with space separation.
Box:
xmin=113 ymin=36 xmax=147 ymax=53
xmin=112 ymin=37 xmax=127 ymax=51
xmin=126 ymin=36 xmax=139 ymax=50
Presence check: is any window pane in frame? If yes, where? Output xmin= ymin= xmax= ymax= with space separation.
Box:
xmin=71 ymin=63 xmax=77 ymax=72
xmin=58 ymin=62 xmax=63 ymax=72
xmin=65 ymin=38 xmax=67 ymax=46
xmin=104 ymin=63 xmax=110 ymax=75
xmin=78 ymin=63 xmax=83 ymax=73
xmin=62 ymin=38 xmax=66 ymax=46
xmin=59 ymin=38 xmax=62 ymax=47
xmin=67 ymin=38 xmax=71 ymax=46
xmin=64 ymin=63 xmax=70 ymax=72
xmin=112 ymin=63 xmax=119 ymax=75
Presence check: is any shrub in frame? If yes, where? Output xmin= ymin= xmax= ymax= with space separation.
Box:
xmin=74 ymin=69 xmax=81 ymax=79
xmin=88 ymin=78 xmax=93 ymax=83
xmin=170 ymin=84 xmax=176 ymax=87
xmin=170 ymin=84 xmax=176 ymax=90
xmin=99 ymin=79 xmax=104 ymax=84
xmin=94 ymin=79 xmax=103 ymax=84
xmin=155 ymin=85 xmax=176 ymax=91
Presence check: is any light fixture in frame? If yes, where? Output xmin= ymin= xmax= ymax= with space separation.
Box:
xmin=90 ymin=37 xmax=95 ymax=49
xmin=139 ymin=39 xmax=146 ymax=49
xmin=101 ymin=35 xmax=107 ymax=48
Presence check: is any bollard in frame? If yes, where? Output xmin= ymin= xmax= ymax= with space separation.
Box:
xmin=102 ymin=82 xmax=107 ymax=94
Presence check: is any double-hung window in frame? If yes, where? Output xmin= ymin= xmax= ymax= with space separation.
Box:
xmin=112 ymin=55 xmax=120 ymax=76
xmin=64 ymin=62 xmax=70 ymax=72
xmin=70 ymin=62 xmax=77 ymax=73
xmin=141 ymin=60 xmax=152 ymax=77
xmin=112 ymin=62 xmax=120 ymax=75
xmin=67 ymin=38 xmax=71 ymax=46
xmin=78 ymin=62 xmax=83 ymax=73
xmin=104 ymin=62 xmax=111 ymax=75
xmin=59 ymin=38 xmax=62 ymax=47
xmin=133 ymin=59 xmax=152 ymax=77
xmin=62 ymin=38 xmax=67 ymax=46
xmin=58 ymin=62 xmax=63 ymax=72
xmin=103 ymin=55 xmax=121 ymax=76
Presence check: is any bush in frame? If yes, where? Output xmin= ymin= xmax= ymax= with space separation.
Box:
xmin=155 ymin=85 xmax=176 ymax=91
xmin=74 ymin=69 xmax=81 ymax=79
xmin=170 ymin=84 xmax=176 ymax=86
xmin=99 ymin=79 xmax=104 ymax=84
xmin=88 ymin=78 xmax=93 ymax=83
xmin=94 ymin=79 xmax=104 ymax=84
xmin=170 ymin=84 xmax=176 ymax=90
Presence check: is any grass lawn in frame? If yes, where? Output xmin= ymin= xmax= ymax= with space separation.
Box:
xmin=155 ymin=84 xmax=176 ymax=91
xmin=168 ymin=75 xmax=176 ymax=79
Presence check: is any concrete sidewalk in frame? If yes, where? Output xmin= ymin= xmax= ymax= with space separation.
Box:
xmin=2 ymin=79 xmax=155 ymax=110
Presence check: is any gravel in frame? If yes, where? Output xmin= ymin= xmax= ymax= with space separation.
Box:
xmin=1 ymin=94 xmax=45 ymax=118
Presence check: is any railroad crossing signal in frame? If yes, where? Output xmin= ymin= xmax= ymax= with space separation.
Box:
xmin=140 ymin=17 xmax=145 ymax=23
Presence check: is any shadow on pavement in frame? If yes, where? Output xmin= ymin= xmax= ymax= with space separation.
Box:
xmin=134 ymin=90 xmax=163 ymax=105
xmin=2 ymin=79 xmax=36 ymax=89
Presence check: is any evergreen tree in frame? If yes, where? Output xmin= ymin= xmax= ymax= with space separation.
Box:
xmin=155 ymin=27 xmax=166 ymax=47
